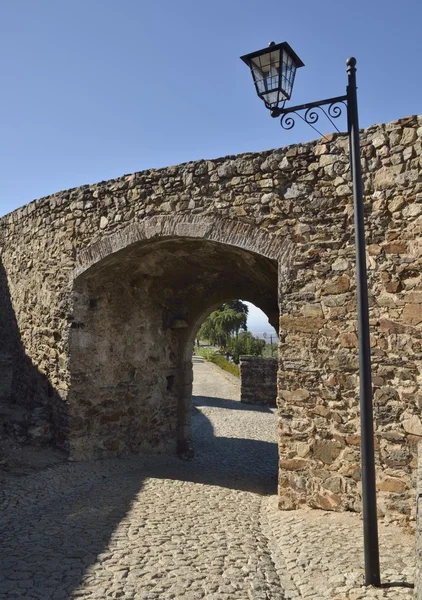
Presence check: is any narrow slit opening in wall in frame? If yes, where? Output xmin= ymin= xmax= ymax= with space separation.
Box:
xmin=166 ymin=375 xmax=175 ymax=391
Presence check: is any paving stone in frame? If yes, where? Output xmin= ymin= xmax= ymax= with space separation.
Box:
xmin=0 ymin=359 xmax=416 ymax=599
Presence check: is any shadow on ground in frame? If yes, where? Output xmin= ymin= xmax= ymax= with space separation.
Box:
xmin=194 ymin=394 xmax=273 ymax=413
xmin=189 ymin=393 xmax=278 ymax=495
xmin=1 ymin=391 xmax=278 ymax=599
xmin=381 ymin=582 xmax=414 ymax=589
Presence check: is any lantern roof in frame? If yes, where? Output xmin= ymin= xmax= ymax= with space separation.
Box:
xmin=240 ymin=42 xmax=304 ymax=70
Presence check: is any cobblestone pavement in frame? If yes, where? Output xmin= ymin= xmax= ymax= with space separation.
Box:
xmin=0 ymin=357 xmax=416 ymax=599
xmin=0 ymin=358 xmax=282 ymax=600
xmin=262 ymin=498 xmax=415 ymax=599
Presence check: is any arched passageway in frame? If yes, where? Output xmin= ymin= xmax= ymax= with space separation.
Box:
xmin=190 ymin=298 xmax=279 ymax=494
xmin=2 ymin=116 xmax=420 ymax=517
xmin=69 ymin=218 xmax=283 ymax=460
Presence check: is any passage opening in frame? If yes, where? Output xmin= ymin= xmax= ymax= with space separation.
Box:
xmin=189 ymin=299 xmax=279 ymax=494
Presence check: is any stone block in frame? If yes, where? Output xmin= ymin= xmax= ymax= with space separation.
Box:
xmin=383 ymin=241 xmax=408 ymax=254
xmin=279 ymin=389 xmax=310 ymax=403
xmin=313 ymin=440 xmax=343 ymax=465
xmin=279 ymin=316 xmax=324 ymax=333
xmin=402 ymin=415 xmax=422 ymax=436
xmin=239 ymin=357 xmax=277 ymax=406
xmin=402 ymin=303 xmax=422 ymax=325
xmin=311 ymin=491 xmax=342 ymax=511
xmin=377 ymin=477 xmax=406 ymax=493
xmin=279 ymin=458 xmax=308 ymax=471
xmin=323 ymin=275 xmax=350 ymax=295
xmin=338 ymin=332 xmax=358 ymax=348
xmin=374 ymin=164 xmax=404 ymax=189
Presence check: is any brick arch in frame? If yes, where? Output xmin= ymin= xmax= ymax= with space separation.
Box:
xmin=73 ymin=214 xmax=294 ymax=282
xmin=68 ymin=214 xmax=287 ymax=460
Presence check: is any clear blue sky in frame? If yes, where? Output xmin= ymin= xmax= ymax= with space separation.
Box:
xmin=0 ymin=0 xmax=421 ymax=218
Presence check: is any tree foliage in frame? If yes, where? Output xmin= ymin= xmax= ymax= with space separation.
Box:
xmin=197 ymin=300 xmax=267 ymax=365
xmin=226 ymin=331 xmax=266 ymax=364
xmin=225 ymin=300 xmax=248 ymax=330
xmin=197 ymin=301 xmax=248 ymax=348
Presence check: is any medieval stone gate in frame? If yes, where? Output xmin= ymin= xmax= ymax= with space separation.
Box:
xmin=70 ymin=216 xmax=284 ymax=459
xmin=0 ymin=115 xmax=421 ymax=521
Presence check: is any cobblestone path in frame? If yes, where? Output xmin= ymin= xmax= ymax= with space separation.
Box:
xmin=0 ymin=357 xmax=283 ymax=600
xmin=1 ymin=358 xmax=415 ymax=599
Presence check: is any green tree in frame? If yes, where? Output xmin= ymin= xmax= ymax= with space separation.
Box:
xmin=197 ymin=301 xmax=248 ymax=348
xmin=225 ymin=300 xmax=248 ymax=333
xmin=226 ymin=331 xmax=266 ymax=364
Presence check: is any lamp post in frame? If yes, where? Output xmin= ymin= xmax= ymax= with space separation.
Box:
xmin=241 ymin=43 xmax=381 ymax=587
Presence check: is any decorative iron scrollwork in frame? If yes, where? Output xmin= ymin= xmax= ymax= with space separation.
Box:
xmin=272 ymin=94 xmax=348 ymax=141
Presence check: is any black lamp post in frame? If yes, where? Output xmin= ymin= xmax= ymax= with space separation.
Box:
xmin=241 ymin=42 xmax=381 ymax=588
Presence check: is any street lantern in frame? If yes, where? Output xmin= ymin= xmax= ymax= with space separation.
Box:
xmin=241 ymin=44 xmax=381 ymax=588
xmin=240 ymin=42 xmax=304 ymax=110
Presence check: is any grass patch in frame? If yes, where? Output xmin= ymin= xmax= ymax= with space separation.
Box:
xmin=194 ymin=347 xmax=240 ymax=378
xmin=211 ymin=354 xmax=240 ymax=378
xmin=195 ymin=347 xmax=215 ymax=360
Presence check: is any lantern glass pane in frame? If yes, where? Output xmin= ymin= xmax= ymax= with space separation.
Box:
xmin=262 ymin=90 xmax=281 ymax=107
xmin=280 ymin=49 xmax=297 ymax=99
xmin=250 ymin=49 xmax=281 ymax=103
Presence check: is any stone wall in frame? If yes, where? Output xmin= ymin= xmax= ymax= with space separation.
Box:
xmin=416 ymin=443 xmax=422 ymax=597
xmin=0 ymin=355 xmax=12 ymax=402
xmin=0 ymin=114 xmax=421 ymax=521
xmin=276 ymin=116 xmax=422 ymax=525
xmin=240 ymin=356 xmax=277 ymax=406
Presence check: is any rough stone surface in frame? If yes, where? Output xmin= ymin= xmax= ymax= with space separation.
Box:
xmin=416 ymin=443 xmax=422 ymax=599
xmin=0 ymin=358 xmax=284 ymax=600
xmin=0 ymin=115 xmax=421 ymax=520
xmin=0 ymin=359 xmax=415 ymax=599
xmin=263 ymin=499 xmax=415 ymax=599
xmin=240 ymin=356 xmax=277 ymax=406
xmin=0 ymin=354 xmax=12 ymax=401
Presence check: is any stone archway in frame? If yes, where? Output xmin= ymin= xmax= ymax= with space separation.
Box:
xmin=179 ymin=299 xmax=278 ymax=458
xmin=1 ymin=115 xmax=421 ymax=518
xmin=68 ymin=215 xmax=291 ymax=460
